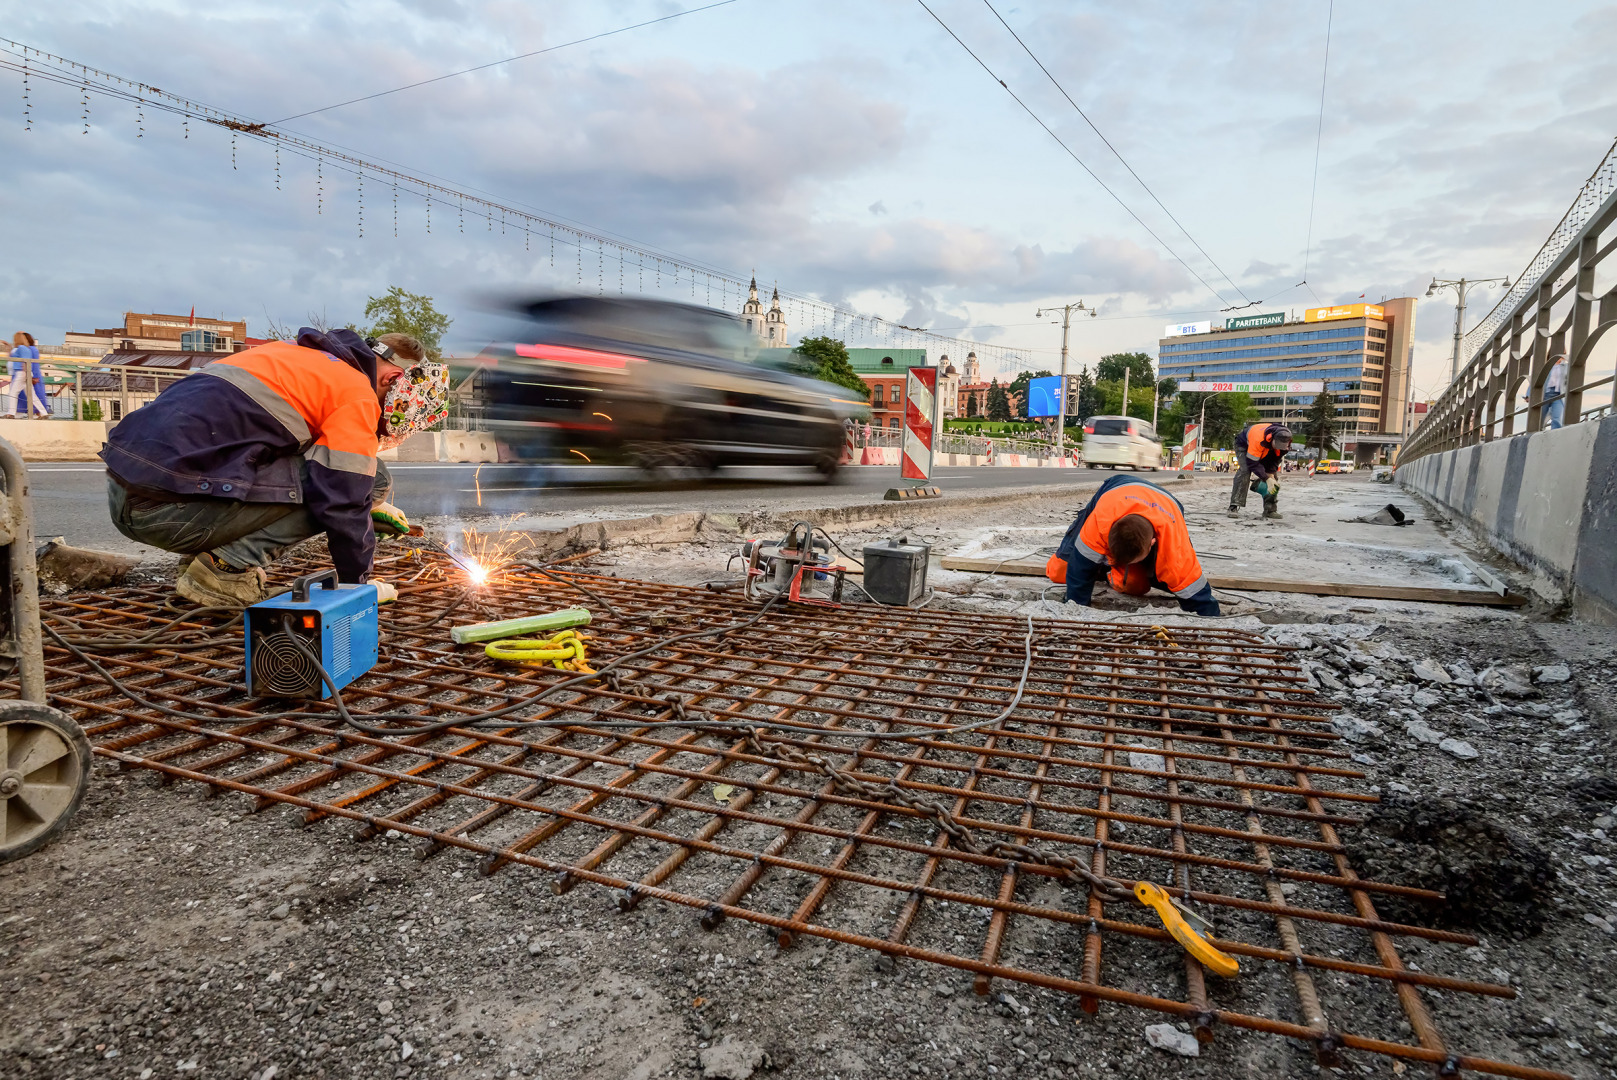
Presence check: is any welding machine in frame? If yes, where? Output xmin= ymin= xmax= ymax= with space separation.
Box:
xmin=245 ymin=570 xmax=380 ymax=699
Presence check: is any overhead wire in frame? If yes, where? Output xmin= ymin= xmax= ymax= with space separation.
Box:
xmin=1299 ymin=0 xmax=1334 ymax=304
xmin=266 ymin=1 xmax=741 ymax=125
xmin=911 ymin=0 xmax=1239 ymax=310
xmin=978 ymin=0 xmax=1252 ymax=306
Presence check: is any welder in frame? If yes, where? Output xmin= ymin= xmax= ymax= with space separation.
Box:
xmin=1227 ymin=421 xmax=1293 ymax=520
xmin=1045 ymin=474 xmax=1219 ymax=616
xmin=100 ymin=327 xmax=449 ymax=608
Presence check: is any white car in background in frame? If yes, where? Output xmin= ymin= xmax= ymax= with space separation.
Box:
xmin=1080 ymin=415 xmax=1163 ymax=470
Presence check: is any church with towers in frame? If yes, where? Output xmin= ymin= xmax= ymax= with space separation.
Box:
xmin=740 ymin=276 xmax=788 ymax=346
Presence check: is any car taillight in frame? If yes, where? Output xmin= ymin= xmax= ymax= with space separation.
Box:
xmin=513 ymin=342 xmax=643 ymax=369
xmin=1082 ymin=425 xmax=1094 ymax=434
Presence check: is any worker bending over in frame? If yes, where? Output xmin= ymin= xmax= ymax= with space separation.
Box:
xmin=1046 ymin=474 xmax=1219 ymax=616
xmin=1228 ymin=422 xmax=1292 ymax=520
xmin=101 ymin=327 xmax=449 ymax=607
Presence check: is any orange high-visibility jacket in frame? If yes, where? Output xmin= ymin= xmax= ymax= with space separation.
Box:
xmin=102 ymin=330 xmax=382 ymax=581
xmin=1239 ymin=422 xmax=1287 ymax=478
xmin=1047 ymin=476 xmax=1216 ymax=614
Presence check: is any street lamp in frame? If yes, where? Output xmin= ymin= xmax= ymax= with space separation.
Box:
xmin=1035 ymin=300 xmax=1096 ymax=455
xmin=1427 ymin=276 xmax=1510 ymax=386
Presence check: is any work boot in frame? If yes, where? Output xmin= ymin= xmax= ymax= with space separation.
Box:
xmin=1262 ymin=502 xmax=1284 ymax=520
xmin=1226 ymin=505 xmax=1240 ymax=518
xmin=175 ymin=552 xmax=269 ymax=608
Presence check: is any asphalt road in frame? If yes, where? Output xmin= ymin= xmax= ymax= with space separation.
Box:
xmin=29 ymin=462 xmax=1124 ymax=553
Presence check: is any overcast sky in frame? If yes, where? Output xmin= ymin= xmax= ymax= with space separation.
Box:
xmin=3 ymin=0 xmax=1615 ymax=397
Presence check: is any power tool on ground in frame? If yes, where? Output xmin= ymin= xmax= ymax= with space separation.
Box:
xmin=742 ymin=522 xmax=846 ymax=606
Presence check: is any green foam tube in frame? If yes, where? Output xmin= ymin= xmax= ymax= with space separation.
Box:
xmin=449 ymin=607 xmax=591 ymax=645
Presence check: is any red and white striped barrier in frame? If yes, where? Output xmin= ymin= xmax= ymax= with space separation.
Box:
xmin=1180 ymin=422 xmax=1200 ymax=470
xmin=902 ymin=366 xmax=939 ymax=480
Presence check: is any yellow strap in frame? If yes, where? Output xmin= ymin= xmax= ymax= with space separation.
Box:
xmin=1133 ymin=881 xmax=1239 ymax=978
xmin=485 ymin=631 xmax=584 ymax=663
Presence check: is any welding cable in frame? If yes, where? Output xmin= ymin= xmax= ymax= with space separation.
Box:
xmin=43 ymin=606 xmax=245 ymax=651
xmin=504 ymin=558 xmax=618 ymax=616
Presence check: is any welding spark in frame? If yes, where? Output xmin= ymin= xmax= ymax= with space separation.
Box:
xmin=568 ymin=449 xmax=592 ymax=462
xmin=445 ymin=523 xmax=539 ymax=588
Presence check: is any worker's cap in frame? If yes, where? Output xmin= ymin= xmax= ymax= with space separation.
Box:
xmin=1271 ymin=425 xmax=1294 ymax=445
xmin=379 ymin=361 xmax=451 ymax=451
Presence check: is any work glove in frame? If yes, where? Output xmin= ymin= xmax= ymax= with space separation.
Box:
xmin=1250 ymin=477 xmax=1279 ymax=500
xmin=372 ymin=502 xmax=410 ymax=537
xmin=372 ymin=581 xmax=399 ymax=604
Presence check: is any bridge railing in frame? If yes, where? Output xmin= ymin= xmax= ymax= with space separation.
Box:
xmin=1403 ymin=137 xmax=1617 ymax=463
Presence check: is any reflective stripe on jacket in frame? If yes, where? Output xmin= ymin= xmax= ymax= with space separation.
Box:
xmin=1052 ymin=475 xmax=1217 ymax=615
xmin=101 ymin=329 xmax=382 ymax=582
xmin=1238 ymin=422 xmax=1286 ymax=478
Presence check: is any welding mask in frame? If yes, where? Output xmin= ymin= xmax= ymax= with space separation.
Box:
xmin=378 ymin=361 xmax=451 ymax=451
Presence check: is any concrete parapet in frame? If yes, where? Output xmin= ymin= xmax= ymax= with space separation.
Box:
xmin=0 ymin=419 xmax=113 ymax=462
xmin=1397 ymin=416 xmax=1617 ymax=621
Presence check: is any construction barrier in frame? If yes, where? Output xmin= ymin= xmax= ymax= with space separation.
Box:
xmin=902 ymin=367 xmax=939 ymax=480
xmin=1398 ymin=415 xmax=1616 ymax=621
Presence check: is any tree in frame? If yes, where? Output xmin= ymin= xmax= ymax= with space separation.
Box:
xmin=362 ymin=286 xmax=453 ymax=360
xmin=1157 ymin=391 xmax=1257 ymax=447
xmin=987 ymin=379 xmax=1012 ymax=422
xmin=1096 ymin=352 xmax=1154 ymax=385
xmin=1303 ymin=391 xmax=1341 ymax=454
xmin=792 ymin=336 xmax=869 ymax=396
xmin=1073 ymin=367 xmax=1103 ymax=425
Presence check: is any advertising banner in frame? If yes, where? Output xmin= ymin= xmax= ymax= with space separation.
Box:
xmin=1162 ymin=320 xmax=1212 ymax=338
xmin=1305 ymin=303 xmax=1384 ymax=323
xmin=1176 ymin=381 xmax=1325 ymax=394
xmin=1026 ymin=375 xmax=1063 ymax=418
xmin=1226 ymin=312 xmax=1285 ymax=330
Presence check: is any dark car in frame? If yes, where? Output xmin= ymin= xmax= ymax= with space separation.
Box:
xmin=464 ymin=296 xmax=867 ymax=476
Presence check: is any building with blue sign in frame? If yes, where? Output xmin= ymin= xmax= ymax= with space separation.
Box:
xmin=1156 ymin=298 xmax=1417 ymax=462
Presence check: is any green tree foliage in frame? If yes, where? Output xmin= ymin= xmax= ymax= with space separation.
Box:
xmin=1073 ymin=367 xmax=1103 ymax=424
xmin=1094 ymin=380 xmax=1157 ymax=420
xmin=792 ymin=336 xmax=869 ymax=396
xmin=1096 ymin=352 xmax=1155 ymax=385
xmin=1303 ymin=391 xmax=1340 ymax=453
xmin=1157 ymin=391 xmax=1258 ymax=447
xmin=362 ymin=286 xmax=453 ymax=360
xmin=987 ymin=379 xmax=1012 ymax=422
xmin=1006 ymin=369 xmax=1054 ymax=418
xmin=77 ymin=399 xmax=103 ymax=421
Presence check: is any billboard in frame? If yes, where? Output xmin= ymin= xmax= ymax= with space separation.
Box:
xmin=1305 ymin=303 xmax=1384 ymax=323
xmin=1226 ymin=312 xmax=1284 ymax=330
xmin=1176 ymin=381 xmax=1325 ymax=393
xmin=1163 ymin=320 xmax=1212 ymax=338
xmin=1027 ymin=375 xmax=1063 ymax=418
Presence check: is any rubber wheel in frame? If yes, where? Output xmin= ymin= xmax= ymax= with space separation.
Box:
xmin=0 ymin=702 xmax=92 ymax=864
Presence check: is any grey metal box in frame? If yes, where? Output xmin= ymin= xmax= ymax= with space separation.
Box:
xmin=862 ymin=537 xmax=930 ymax=606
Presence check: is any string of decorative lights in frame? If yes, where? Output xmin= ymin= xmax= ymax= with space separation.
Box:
xmin=0 ymin=37 xmax=1048 ymax=371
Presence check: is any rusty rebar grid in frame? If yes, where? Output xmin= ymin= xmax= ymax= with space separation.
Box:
xmin=25 ymin=555 xmax=1567 ymax=1080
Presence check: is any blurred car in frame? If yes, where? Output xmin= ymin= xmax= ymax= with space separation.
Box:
xmin=462 ymin=296 xmax=868 ymax=476
xmin=1079 ymin=415 xmax=1163 ymax=470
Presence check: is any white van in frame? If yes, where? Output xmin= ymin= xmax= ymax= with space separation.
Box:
xmin=1080 ymin=415 xmax=1163 ymax=470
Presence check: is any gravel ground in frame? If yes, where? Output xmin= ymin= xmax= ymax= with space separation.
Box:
xmin=5 ymin=486 xmax=1616 ymax=1080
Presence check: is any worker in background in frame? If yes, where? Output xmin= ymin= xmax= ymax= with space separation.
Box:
xmin=1046 ymin=474 xmax=1219 ymax=616
xmin=101 ymin=328 xmax=449 ymax=608
xmin=1228 ymin=422 xmax=1293 ymax=520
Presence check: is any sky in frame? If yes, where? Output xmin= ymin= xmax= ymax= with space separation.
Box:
xmin=3 ymin=0 xmax=1615 ymax=400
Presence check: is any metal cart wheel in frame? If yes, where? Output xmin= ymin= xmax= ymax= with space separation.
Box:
xmin=0 ymin=702 xmax=92 ymax=863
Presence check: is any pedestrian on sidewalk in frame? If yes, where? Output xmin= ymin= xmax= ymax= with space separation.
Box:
xmin=1228 ymin=422 xmax=1292 ymax=520
xmin=7 ymin=332 xmax=49 ymax=418
xmin=100 ymin=327 xmax=448 ymax=608
xmin=1044 ymin=473 xmax=1219 ymax=615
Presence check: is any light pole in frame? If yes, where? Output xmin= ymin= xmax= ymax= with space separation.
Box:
xmin=1035 ymin=300 xmax=1095 ymax=455
xmin=1427 ymin=276 xmax=1510 ymax=386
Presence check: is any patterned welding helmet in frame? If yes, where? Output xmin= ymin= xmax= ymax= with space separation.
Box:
xmin=378 ymin=361 xmax=450 ymax=451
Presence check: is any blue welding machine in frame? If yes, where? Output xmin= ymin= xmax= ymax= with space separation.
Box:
xmin=245 ymin=570 xmax=380 ymax=699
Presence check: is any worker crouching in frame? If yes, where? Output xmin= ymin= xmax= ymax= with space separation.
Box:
xmin=100 ymin=327 xmax=449 ymax=608
xmin=1046 ymin=475 xmax=1219 ymax=616
xmin=1228 ymin=422 xmax=1292 ymax=520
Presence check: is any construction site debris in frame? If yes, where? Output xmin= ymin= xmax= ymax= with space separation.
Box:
xmin=1343 ymin=793 xmax=1558 ymax=935
xmin=1144 ymin=1022 xmax=1201 ymax=1057
xmin=34 ymin=538 xmax=140 ymax=591
xmin=1342 ymin=504 xmax=1410 ymax=526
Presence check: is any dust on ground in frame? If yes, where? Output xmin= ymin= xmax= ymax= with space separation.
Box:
xmin=4 ymin=473 xmax=1615 ymax=1080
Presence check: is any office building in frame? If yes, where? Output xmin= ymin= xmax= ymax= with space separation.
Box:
xmin=63 ymin=311 xmax=249 ymax=357
xmin=1156 ymin=299 xmax=1417 ymax=462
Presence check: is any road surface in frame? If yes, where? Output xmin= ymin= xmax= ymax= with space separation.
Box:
xmin=29 ymin=462 xmax=1132 ymax=553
